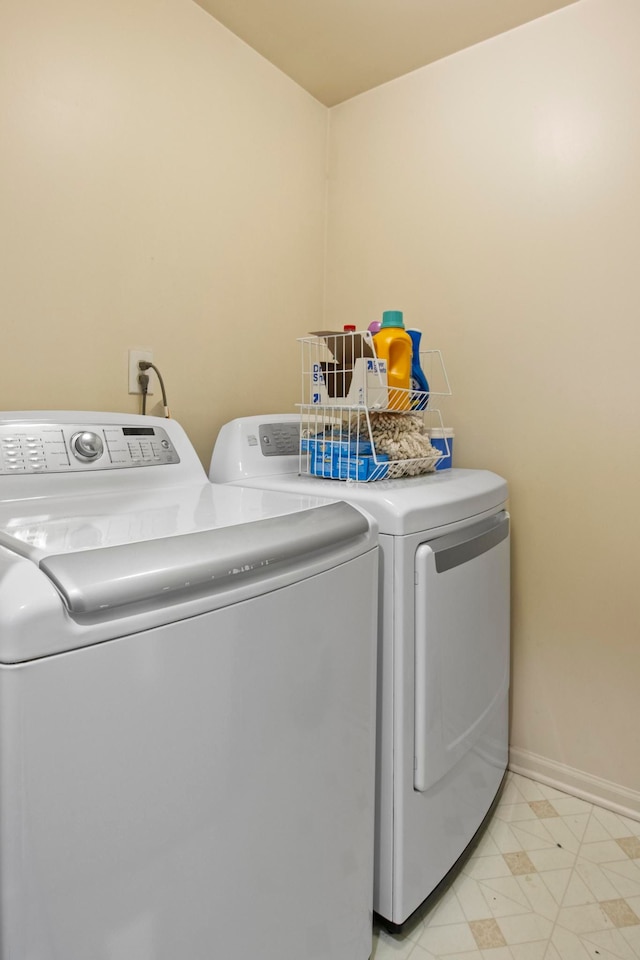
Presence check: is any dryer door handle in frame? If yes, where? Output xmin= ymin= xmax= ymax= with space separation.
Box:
xmin=430 ymin=511 xmax=509 ymax=573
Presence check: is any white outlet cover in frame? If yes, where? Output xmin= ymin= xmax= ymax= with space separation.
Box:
xmin=128 ymin=349 xmax=154 ymax=395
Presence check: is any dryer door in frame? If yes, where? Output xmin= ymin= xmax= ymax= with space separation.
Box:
xmin=414 ymin=511 xmax=510 ymax=793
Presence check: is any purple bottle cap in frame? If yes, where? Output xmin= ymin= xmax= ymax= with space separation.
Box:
xmin=368 ymin=321 xmax=381 ymax=334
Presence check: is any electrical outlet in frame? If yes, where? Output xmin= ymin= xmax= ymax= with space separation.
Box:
xmin=128 ymin=349 xmax=153 ymax=395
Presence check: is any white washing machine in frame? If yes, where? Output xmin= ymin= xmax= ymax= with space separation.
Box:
xmin=0 ymin=411 xmax=378 ymax=960
xmin=210 ymin=413 xmax=511 ymax=928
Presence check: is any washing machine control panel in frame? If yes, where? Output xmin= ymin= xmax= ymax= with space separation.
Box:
xmin=0 ymin=423 xmax=179 ymax=474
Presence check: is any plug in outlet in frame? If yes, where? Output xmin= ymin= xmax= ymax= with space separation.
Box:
xmin=128 ymin=349 xmax=154 ymax=395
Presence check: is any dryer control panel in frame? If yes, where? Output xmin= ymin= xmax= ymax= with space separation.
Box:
xmin=0 ymin=422 xmax=179 ymax=474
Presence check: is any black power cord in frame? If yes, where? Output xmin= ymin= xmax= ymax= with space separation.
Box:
xmin=138 ymin=361 xmax=170 ymax=418
xmin=138 ymin=371 xmax=150 ymax=415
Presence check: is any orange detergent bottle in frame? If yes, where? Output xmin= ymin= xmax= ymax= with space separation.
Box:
xmin=373 ymin=310 xmax=412 ymax=410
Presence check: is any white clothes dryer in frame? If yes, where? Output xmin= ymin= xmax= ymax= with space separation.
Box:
xmin=0 ymin=411 xmax=378 ymax=960
xmin=210 ymin=414 xmax=510 ymax=928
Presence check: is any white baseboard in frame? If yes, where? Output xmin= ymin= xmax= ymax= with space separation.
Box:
xmin=509 ymin=746 xmax=640 ymax=823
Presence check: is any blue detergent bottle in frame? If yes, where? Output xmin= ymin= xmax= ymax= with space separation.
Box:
xmin=407 ymin=329 xmax=430 ymax=410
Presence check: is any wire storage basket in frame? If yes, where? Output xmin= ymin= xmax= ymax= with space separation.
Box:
xmin=298 ymin=331 xmax=452 ymax=481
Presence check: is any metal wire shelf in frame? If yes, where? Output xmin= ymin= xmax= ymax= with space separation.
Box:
xmin=297 ymin=331 xmax=452 ymax=481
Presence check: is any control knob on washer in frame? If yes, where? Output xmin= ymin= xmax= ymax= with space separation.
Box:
xmin=70 ymin=431 xmax=104 ymax=462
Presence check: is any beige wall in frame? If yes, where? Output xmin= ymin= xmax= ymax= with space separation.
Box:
xmin=326 ymin=0 xmax=640 ymax=793
xmin=1 ymin=0 xmax=327 ymax=464
xmin=3 ymin=0 xmax=639 ymax=798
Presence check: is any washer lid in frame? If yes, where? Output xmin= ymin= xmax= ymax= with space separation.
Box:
xmin=36 ymin=501 xmax=368 ymax=614
xmin=0 ymin=484 xmax=371 ymax=614
xmin=225 ymin=468 xmax=508 ymax=536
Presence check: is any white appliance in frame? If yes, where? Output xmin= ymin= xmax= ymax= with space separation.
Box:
xmin=0 ymin=411 xmax=378 ymax=960
xmin=210 ymin=414 xmax=510 ymax=928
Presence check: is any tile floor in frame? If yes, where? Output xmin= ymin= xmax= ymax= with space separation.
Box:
xmin=372 ymin=771 xmax=640 ymax=960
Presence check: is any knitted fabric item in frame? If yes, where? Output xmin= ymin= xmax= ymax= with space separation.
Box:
xmin=355 ymin=412 xmax=439 ymax=478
